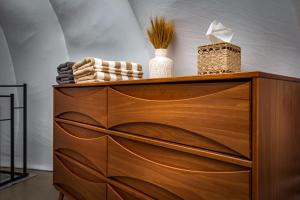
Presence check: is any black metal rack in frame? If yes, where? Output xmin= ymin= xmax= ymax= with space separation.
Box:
xmin=0 ymin=84 xmax=28 ymax=187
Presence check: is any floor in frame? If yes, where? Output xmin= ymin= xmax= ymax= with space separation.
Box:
xmin=0 ymin=170 xmax=59 ymax=200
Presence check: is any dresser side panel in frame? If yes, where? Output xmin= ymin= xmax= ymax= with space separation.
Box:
xmin=253 ymin=78 xmax=300 ymax=199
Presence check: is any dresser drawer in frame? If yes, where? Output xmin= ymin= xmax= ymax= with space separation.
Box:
xmin=53 ymin=155 xmax=106 ymax=200
xmin=54 ymin=87 xmax=107 ymax=128
xmin=54 ymin=120 xmax=107 ymax=175
xmin=107 ymin=185 xmax=124 ymax=200
xmin=107 ymin=184 xmax=151 ymax=200
xmin=108 ymin=82 xmax=251 ymax=158
xmin=107 ymin=136 xmax=250 ymax=200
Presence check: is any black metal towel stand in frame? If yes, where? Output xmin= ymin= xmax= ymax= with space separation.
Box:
xmin=0 ymin=84 xmax=28 ymax=187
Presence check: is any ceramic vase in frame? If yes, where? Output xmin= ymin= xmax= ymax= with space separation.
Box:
xmin=149 ymin=48 xmax=173 ymax=78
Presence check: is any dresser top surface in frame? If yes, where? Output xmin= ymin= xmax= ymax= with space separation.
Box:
xmin=53 ymin=71 xmax=300 ymax=88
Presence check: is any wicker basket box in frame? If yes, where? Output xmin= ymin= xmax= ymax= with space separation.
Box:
xmin=197 ymin=42 xmax=241 ymax=75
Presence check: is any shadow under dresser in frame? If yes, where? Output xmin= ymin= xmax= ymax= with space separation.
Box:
xmin=52 ymin=71 xmax=300 ymax=200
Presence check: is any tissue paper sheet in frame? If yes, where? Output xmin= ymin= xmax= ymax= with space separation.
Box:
xmin=206 ymin=20 xmax=233 ymax=44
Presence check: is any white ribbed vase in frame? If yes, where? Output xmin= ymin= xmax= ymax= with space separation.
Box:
xmin=149 ymin=48 xmax=174 ymax=78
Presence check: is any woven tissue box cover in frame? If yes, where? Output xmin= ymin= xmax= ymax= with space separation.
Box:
xmin=197 ymin=42 xmax=241 ymax=75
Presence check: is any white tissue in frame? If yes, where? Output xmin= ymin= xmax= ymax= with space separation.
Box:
xmin=206 ymin=20 xmax=233 ymax=44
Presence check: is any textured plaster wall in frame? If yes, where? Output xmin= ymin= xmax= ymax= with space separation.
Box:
xmin=130 ymin=0 xmax=300 ymax=77
xmin=49 ymin=0 xmax=150 ymax=72
xmin=0 ymin=26 xmax=20 ymax=167
xmin=0 ymin=0 xmax=299 ymax=170
xmin=0 ymin=0 xmax=69 ymax=170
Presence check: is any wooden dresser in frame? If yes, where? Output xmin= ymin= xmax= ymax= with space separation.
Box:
xmin=53 ymin=71 xmax=300 ymax=200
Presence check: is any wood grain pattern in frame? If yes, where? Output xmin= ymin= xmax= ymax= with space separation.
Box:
xmin=52 ymin=72 xmax=300 ymax=199
xmin=55 ymin=118 xmax=252 ymax=168
xmin=53 ymin=71 xmax=300 ymax=89
xmin=107 ymin=136 xmax=250 ymax=200
xmin=56 ymin=120 xmax=106 ymax=138
xmin=54 ymin=121 xmax=107 ymax=175
xmin=111 ymin=135 xmax=247 ymax=172
xmin=54 ymin=87 xmax=107 ymax=127
xmin=111 ymin=82 xmax=246 ymax=100
xmin=107 ymin=184 xmax=148 ymax=200
xmin=252 ymin=78 xmax=300 ymax=200
xmin=112 ymin=177 xmax=180 ymax=200
xmin=113 ymin=123 xmax=238 ymax=156
xmin=53 ymin=155 xmax=106 ymax=200
xmin=108 ymin=82 xmax=251 ymax=158
xmin=107 ymin=185 xmax=124 ymax=200
xmin=55 ymin=151 xmax=153 ymax=200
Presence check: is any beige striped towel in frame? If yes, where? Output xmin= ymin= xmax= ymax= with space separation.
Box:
xmin=76 ymin=79 xmax=105 ymax=83
xmin=75 ymin=71 xmax=141 ymax=83
xmin=73 ymin=65 xmax=143 ymax=77
xmin=74 ymin=70 xmax=142 ymax=82
xmin=72 ymin=57 xmax=143 ymax=73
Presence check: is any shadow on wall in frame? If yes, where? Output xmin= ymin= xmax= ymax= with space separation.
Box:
xmin=0 ymin=26 xmax=22 ymax=168
xmin=49 ymin=0 xmax=150 ymax=74
xmin=0 ymin=0 xmax=69 ymax=170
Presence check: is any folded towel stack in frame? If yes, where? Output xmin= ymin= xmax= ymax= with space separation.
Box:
xmin=56 ymin=62 xmax=75 ymax=84
xmin=72 ymin=57 xmax=143 ymax=83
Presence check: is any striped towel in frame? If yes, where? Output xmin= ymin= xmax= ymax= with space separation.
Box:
xmin=73 ymin=65 xmax=143 ymax=77
xmin=76 ymin=79 xmax=105 ymax=83
xmin=74 ymin=70 xmax=142 ymax=81
xmin=73 ymin=57 xmax=143 ymax=73
xmin=75 ymin=71 xmax=141 ymax=83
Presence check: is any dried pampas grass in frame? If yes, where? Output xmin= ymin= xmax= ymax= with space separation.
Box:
xmin=147 ymin=17 xmax=174 ymax=49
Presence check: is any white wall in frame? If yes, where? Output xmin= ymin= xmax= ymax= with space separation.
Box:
xmin=0 ymin=27 xmax=16 ymax=85
xmin=0 ymin=0 xmax=299 ymax=170
xmin=0 ymin=26 xmax=20 ymax=168
xmin=130 ymin=0 xmax=300 ymax=77
xmin=0 ymin=0 xmax=69 ymax=170
xmin=50 ymin=0 xmax=150 ymax=73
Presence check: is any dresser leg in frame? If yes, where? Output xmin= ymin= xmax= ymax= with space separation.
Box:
xmin=59 ymin=192 xmax=64 ymax=200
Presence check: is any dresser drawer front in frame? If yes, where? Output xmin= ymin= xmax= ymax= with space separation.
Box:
xmin=107 ymin=185 xmax=124 ymax=200
xmin=54 ymin=120 xmax=107 ymax=175
xmin=107 ymin=184 xmax=149 ymax=200
xmin=54 ymin=87 xmax=107 ymax=128
xmin=108 ymin=82 xmax=251 ymax=158
xmin=53 ymin=155 xmax=106 ymax=200
xmin=107 ymin=136 xmax=250 ymax=200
